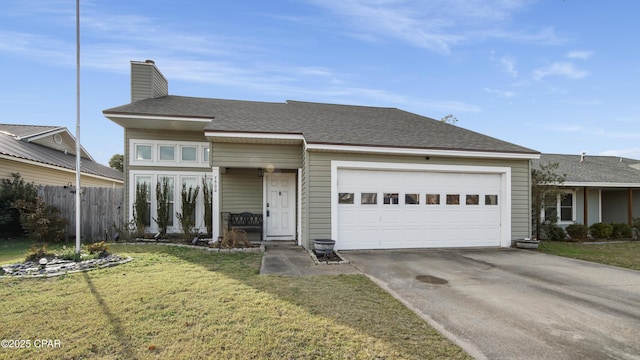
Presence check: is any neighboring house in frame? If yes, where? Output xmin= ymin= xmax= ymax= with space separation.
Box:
xmin=103 ymin=60 xmax=540 ymax=250
xmin=534 ymin=153 xmax=640 ymax=227
xmin=0 ymin=124 xmax=123 ymax=187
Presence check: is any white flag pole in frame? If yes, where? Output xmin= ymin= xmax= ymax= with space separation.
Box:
xmin=75 ymin=0 xmax=81 ymax=254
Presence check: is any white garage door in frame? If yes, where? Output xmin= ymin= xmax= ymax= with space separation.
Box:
xmin=336 ymin=168 xmax=504 ymax=250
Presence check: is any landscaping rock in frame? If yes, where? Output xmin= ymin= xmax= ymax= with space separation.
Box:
xmin=0 ymin=254 xmax=133 ymax=278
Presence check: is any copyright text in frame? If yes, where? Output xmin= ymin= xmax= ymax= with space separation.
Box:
xmin=1 ymin=339 xmax=62 ymax=349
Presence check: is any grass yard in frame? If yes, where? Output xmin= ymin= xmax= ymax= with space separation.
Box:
xmin=0 ymin=237 xmax=35 ymax=264
xmin=1 ymin=242 xmax=470 ymax=360
xmin=539 ymin=241 xmax=640 ymax=270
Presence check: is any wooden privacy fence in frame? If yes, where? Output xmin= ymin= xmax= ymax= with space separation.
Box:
xmin=38 ymin=186 xmax=124 ymax=242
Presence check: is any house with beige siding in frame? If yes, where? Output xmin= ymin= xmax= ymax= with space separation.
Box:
xmin=0 ymin=124 xmax=123 ymax=187
xmin=104 ymin=60 xmax=540 ymax=250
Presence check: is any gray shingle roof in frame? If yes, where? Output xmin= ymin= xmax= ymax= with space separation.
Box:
xmin=0 ymin=125 xmax=123 ymax=182
xmin=534 ymin=153 xmax=640 ymax=185
xmin=104 ymin=96 xmax=538 ymax=155
xmin=0 ymin=124 xmax=63 ymax=138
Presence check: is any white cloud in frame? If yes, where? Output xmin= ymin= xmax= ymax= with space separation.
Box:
xmin=533 ymin=62 xmax=588 ymax=80
xmin=527 ymin=122 xmax=582 ymax=132
xmin=484 ymin=88 xmax=516 ymax=98
xmin=308 ymin=0 xmax=560 ymax=54
xmin=566 ymin=50 xmax=593 ymax=60
xmin=500 ymin=56 xmax=518 ymax=77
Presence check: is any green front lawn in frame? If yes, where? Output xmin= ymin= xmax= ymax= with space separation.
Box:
xmin=539 ymin=241 xmax=640 ymax=270
xmin=0 ymin=238 xmax=43 ymax=264
xmin=1 ymin=243 xmax=469 ymax=359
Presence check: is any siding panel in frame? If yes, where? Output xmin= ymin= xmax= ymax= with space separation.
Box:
xmin=212 ymin=143 xmax=302 ymax=169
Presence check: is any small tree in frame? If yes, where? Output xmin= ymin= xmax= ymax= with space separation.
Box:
xmin=177 ymin=183 xmax=200 ymax=240
xmin=133 ymin=181 xmax=149 ymax=238
xmin=14 ymin=197 xmax=67 ymax=243
xmin=108 ymin=154 xmax=124 ymax=172
xmin=153 ymin=177 xmax=171 ymax=235
xmin=0 ymin=173 xmax=38 ymax=236
xmin=202 ymin=177 xmax=213 ymax=237
xmin=531 ymin=162 xmax=566 ymax=240
xmin=440 ymin=114 xmax=459 ymax=125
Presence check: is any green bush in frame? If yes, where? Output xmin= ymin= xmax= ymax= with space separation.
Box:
xmin=0 ymin=173 xmax=38 ymax=236
xmin=566 ymin=223 xmax=588 ymax=242
xmin=153 ymin=177 xmax=171 ymax=235
xmin=14 ymin=198 xmax=67 ymax=243
xmin=177 ymin=183 xmax=200 ymax=241
xmin=589 ymin=222 xmax=613 ymax=239
xmin=611 ymin=222 xmax=633 ymax=239
xmin=541 ymin=221 xmax=566 ymax=241
xmin=86 ymin=241 xmax=110 ymax=255
xmin=55 ymin=246 xmax=82 ymax=261
xmin=25 ymin=243 xmax=55 ymax=262
xmin=633 ymin=218 xmax=640 ymax=239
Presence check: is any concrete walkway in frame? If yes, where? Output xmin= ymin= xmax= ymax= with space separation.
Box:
xmin=259 ymin=242 xmax=360 ymax=276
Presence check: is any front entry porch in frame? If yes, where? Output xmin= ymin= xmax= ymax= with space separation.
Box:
xmin=211 ymin=167 xmax=301 ymax=244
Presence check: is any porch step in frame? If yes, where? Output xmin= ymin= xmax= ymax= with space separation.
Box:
xmin=262 ymin=240 xmax=298 ymax=249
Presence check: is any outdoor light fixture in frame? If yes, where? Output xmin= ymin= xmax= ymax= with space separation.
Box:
xmin=257 ymin=168 xmax=264 ymax=177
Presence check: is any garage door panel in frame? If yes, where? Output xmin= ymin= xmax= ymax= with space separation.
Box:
xmin=336 ymin=168 xmax=504 ymax=250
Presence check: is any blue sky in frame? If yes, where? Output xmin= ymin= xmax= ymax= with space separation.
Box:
xmin=1 ymin=0 xmax=639 ymax=165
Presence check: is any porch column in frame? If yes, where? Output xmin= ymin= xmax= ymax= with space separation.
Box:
xmin=212 ymin=167 xmax=220 ymax=238
xmin=583 ymin=187 xmax=588 ymax=225
xmin=628 ymin=188 xmax=633 ymax=225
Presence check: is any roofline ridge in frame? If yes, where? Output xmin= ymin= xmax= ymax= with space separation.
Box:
xmin=285 ymin=99 xmax=398 ymax=110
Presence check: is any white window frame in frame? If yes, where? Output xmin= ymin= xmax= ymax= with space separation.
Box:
xmin=542 ymin=190 xmax=576 ymax=224
xmin=180 ymin=145 xmax=198 ymax=162
xmin=129 ymin=170 xmax=210 ymax=234
xmin=158 ymin=145 xmax=176 ymax=162
xmin=129 ymin=139 xmax=210 ymax=167
xmin=135 ymin=144 xmax=153 ymax=162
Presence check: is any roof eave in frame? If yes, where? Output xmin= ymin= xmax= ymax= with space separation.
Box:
xmin=0 ymin=154 xmax=124 ymax=183
xmin=205 ymin=131 xmax=539 ymax=160
xmin=563 ymin=181 xmax=640 ymax=188
xmin=306 ymin=143 xmax=540 ymax=160
xmin=105 ymin=113 xmax=213 ymax=131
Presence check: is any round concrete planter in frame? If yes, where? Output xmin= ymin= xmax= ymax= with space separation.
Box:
xmin=515 ymin=239 xmax=540 ymax=249
xmin=313 ymin=239 xmax=336 ymax=257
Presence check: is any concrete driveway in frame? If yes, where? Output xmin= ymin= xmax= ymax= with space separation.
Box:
xmin=343 ymin=248 xmax=640 ymax=360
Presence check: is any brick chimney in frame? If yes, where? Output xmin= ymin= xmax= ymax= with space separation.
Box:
xmin=130 ymin=60 xmax=168 ymax=102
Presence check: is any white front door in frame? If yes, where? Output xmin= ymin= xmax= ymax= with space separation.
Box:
xmin=265 ymin=172 xmax=296 ymax=240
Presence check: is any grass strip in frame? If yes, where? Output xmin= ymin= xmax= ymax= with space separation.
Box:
xmin=539 ymin=241 xmax=640 ymax=270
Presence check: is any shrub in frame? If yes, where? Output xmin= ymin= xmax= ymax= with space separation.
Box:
xmin=202 ymin=177 xmax=213 ymax=237
xmin=633 ymin=217 xmax=640 ymax=239
xmin=589 ymin=222 xmax=613 ymax=239
xmin=541 ymin=221 xmax=566 ymax=241
xmin=153 ymin=177 xmax=171 ymax=235
xmin=611 ymin=222 xmax=633 ymax=239
xmin=56 ymin=245 xmax=82 ymax=261
xmin=14 ymin=198 xmax=67 ymax=243
xmin=0 ymin=173 xmax=38 ymax=236
xmin=25 ymin=243 xmax=55 ymax=262
xmin=86 ymin=241 xmax=110 ymax=255
xmin=133 ymin=181 xmax=150 ymax=238
xmin=566 ymin=223 xmax=588 ymax=242
xmin=177 ymin=183 xmax=200 ymax=240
